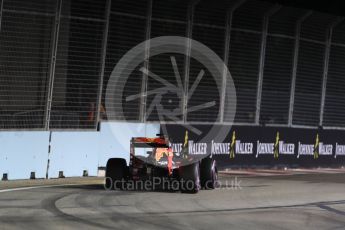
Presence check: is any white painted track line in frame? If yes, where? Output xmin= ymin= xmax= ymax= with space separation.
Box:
xmin=0 ymin=183 xmax=82 ymax=193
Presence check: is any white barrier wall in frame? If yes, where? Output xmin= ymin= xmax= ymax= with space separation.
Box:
xmin=0 ymin=122 xmax=160 ymax=180
xmin=0 ymin=132 xmax=49 ymax=180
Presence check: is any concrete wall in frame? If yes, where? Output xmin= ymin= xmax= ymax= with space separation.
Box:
xmin=0 ymin=122 xmax=159 ymax=180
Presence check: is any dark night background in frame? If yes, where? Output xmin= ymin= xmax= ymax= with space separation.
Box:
xmin=264 ymin=0 xmax=345 ymax=16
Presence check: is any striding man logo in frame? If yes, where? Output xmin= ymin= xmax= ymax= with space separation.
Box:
xmin=181 ymin=130 xmax=189 ymax=159
xmin=273 ymin=132 xmax=280 ymax=159
xmin=229 ymin=131 xmax=236 ymax=159
xmin=314 ymin=134 xmax=319 ymax=159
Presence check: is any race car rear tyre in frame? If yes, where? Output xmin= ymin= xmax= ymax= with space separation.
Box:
xmin=200 ymin=158 xmax=218 ymax=189
xmin=105 ymin=158 xmax=127 ymax=190
xmin=179 ymin=162 xmax=201 ymax=193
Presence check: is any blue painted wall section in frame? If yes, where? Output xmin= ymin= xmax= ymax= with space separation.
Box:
xmin=0 ymin=123 xmax=160 ymax=180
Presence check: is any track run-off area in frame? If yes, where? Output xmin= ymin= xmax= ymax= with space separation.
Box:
xmin=1 ymin=169 xmax=345 ymax=230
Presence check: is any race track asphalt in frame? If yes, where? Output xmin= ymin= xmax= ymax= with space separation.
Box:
xmin=1 ymin=173 xmax=345 ymax=230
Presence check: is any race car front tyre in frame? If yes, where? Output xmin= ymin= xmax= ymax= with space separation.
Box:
xmin=200 ymin=158 xmax=218 ymax=189
xmin=105 ymin=158 xmax=127 ymax=190
xmin=179 ymin=162 xmax=201 ymax=193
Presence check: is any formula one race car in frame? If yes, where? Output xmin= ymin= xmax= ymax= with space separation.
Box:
xmin=105 ymin=135 xmax=218 ymax=193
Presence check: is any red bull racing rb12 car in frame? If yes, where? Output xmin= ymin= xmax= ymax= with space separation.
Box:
xmin=105 ymin=134 xmax=218 ymax=193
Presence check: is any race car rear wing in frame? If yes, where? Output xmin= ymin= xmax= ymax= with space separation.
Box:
xmin=131 ymin=137 xmax=170 ymax=148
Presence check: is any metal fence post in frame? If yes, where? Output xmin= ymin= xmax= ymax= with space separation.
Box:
xmin=288 ymin=11 xmax=312 ymax=126
xmin=255 ymin=5 xmax=281 ymax=125
xmin=140 ymin=0 xmax=152 ymax=123
xmin=0 ymin=0 xmax=4 ymax=32
xmin=319 ymin=17 xmax=344 ymax=127
xmin=95 ymin=0 xmax=111 ymax=128
xmin=182 ymin=0 xmax=199 ymax=123
xmin=45 ymin=0 xmax=62 ymax=130
xmin=220 ymin=0 xmax=246 ymax=123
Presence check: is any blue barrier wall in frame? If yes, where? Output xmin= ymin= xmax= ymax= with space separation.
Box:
xmin=0 ymin=122 xmax=159 ymax=180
